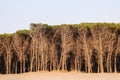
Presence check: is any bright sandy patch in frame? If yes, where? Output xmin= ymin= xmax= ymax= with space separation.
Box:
xmin=0 ymin=71 xmax=120 ymax=80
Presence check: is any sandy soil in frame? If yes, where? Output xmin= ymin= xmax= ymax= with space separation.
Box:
xmin=0 ymin=71 xmax=120 ymax=80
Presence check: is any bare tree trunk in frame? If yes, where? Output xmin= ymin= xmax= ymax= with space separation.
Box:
xmin=15 ymin=62 xmax=18 ymax=74
xmin=107 ymin=54 xmax=110 ymax=72
xmin=53 ymin=56 xmax=57 ymax=70
xmin=75 ymin=40 xmax=80 ymax=71
xmin=107 ymin=52 xmax=112 ymax=73
xmin=30 ymin=55 xmax=34 ymax=72
xmin=87 ymin=54 xmax=91 ymax=73
xmin=30 ymin=61 xmax=33 ymax=72
xmin=41 ymin=51 xmax=44 ymax=71
xmin=23 ymin=56 xmax=25 ymax=73
xmin=30 ymin=49 xmax=33 ymax=72
xmin=35 ymin=43 xmax=38 ymax=71
xmin=62 ymin=55 xmax=65 ymax=71
xmin=109 ymin=55 xmax=112 ymax=73
xmin=8 ymin=53 xmax=11 ymax=74
xmin=50 ymin=55 xmax=53 ymax=71
xmin=75 ymin=57 xmax=77 ymax=71
xmin=37 ymin=54 xmax=40 ymax=71
xmin=45 ymin=54 xmax=48 ymax=70
xmin=114 ymin=53 xmax=117 ymax=73
xmin=83 ymin=32 xmax=91 ymax=73
xmin=20 ymin=60 xmax=22 ymax=73
xmin=58 ymin=51 xmax=62 ymax=71
xmin=6 ymin=54 xmax=9 ymax=74
xmin=99 ymin=35 xmax=104 ymax=73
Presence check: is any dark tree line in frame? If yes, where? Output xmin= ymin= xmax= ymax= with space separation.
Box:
xmin=0 ymin=23 xmax=120 ymax=74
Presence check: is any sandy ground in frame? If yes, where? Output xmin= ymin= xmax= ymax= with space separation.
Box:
xmin=0 ymin=71 xmax=120 ymax=80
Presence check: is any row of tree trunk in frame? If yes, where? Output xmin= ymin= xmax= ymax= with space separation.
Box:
xmin=0 ymin=23 xmax=120 ymax=74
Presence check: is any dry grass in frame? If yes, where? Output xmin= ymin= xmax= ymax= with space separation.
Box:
xmin=0 ymin=71 xmax=120 ymax=80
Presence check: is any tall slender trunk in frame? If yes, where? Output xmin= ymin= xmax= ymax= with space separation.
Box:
xmin=107 ymin=54 xmax=110 ymax=72
xmin=83 ymin=33 xmax=91 ymax=73
xmin=58 ymin=52 xmax=63 ymax=71
xmin=35 ymin=42 xmax=37 ymax=71
xmin=30 ymin=61 xmax=33 ymax=72
xmin=30 ymin=46 xmax=34 ymax=72
xmin=37 ymin=54 xmax=40 ymax=71
xmin=54 ymin=56 xmax=58 ymax=70
xmin=99 ymin=35 xmax=104 ymax=73
xmin=8 ymin=54 xmax=11 ymax=74
xmin=15 ymin=61 xmax=18 ymax=74
xmin=20 ymin=60 xmax=22 ymax=73
xmin=75 ymin=40 xmax=79 ymax=71
xmin=87 ymin=55 xmax=91 ymax=73
xmin=30 ymin=57 xmax=34 ymax=72
xmin=6 ymin=54 xmax=9 ymax=74
xmin=45 ymin=55 xmax=48 ymax=70
xmin=62 ymin=55 xmax=65 ymax=71
xmin=107 ymin=52 xmax=112 ymax=73
xmin=75 ymin=57 xmax=77 ymax=71
xmin=114 ymin=53 xmax=117 ymax=73
xmin=50 ymin=56 xmax=52 ymax=71
xmin=41 ymin=52 xmax=44 ymax=71
xmin=23 ymin=56 xmax=25 ymax=73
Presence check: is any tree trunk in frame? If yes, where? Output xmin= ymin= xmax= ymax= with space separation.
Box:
xmin=45 ymin=55 xmax=48 ymax=70
xmin=6 ymin=55 xmax=9 ymax=74
xmin=50 ymin=56 xmax=52 ymax=71
xmin=20 ymin=61 xmax=22 ymax=73
xmin=8 ymin=55 xmax=11 ymax=74
xmin=107 ymin=53 xmax=112 ymax=73
xmin=15 ymin=62 xmax=18 ymax=74
xmin=107 ymin=54 xmax=110 ymax=73
xmin=99 ymin=35 xmax=104 ymax=73
xmin=87 ymin=56 xmax=91 ymax=73
xmin=75 ymin=57 xmax=77 ymax=71
xmin=35 ymin=46 xmax=37 ymax=71
xmin=23 ymin=57 xmax=25 ymax=73
xmin=54 ymin=56 xmax=57 ymax=71
xmin=5 ymin=53 xmax=9 ymax=74
xmin=83 ymin=33 xmax=91 ymax=73
xmin=37 ymin=54 xmax=40 ymax=71
xmin=62 ymin=55 xmax=65 ymax=71
xmin=30 ymin=62 xmax=33 ymax=72
xmin=114 ymin=53 xmax=117 ymax=73
xmin=30 ymin=58 xmax=33 ymax=72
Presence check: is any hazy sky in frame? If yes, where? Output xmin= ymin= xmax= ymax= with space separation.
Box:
xmin=0 ymin=0 xmax=120 ymax=33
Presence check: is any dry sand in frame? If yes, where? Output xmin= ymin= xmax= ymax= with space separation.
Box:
xmin=0 ymin=71 xmax=120 ymax=80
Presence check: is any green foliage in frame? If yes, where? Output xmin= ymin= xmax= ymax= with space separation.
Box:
xmin=0 ymin=33 xmax=12 ymax=37
xmin=16 ymin=29 xmax=29 ymax=35
xmin=1 ymin=23 xmax=120 ymax=35
xmin=115 ymin=23 xmax=120 ymax=29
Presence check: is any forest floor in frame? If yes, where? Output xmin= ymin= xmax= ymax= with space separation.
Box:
xmin=0 ymin=71 xmax=120 ymax=80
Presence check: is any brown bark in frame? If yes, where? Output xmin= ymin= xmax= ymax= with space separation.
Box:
xmin=13 ymin=33 xmax=29 ymax=73
xmin=2 ymin=36 xmax=12 ymax=74
xmin=114 ymin=36 xmax=120 ymax=73
xmin=59 ymin=26 xmax=74 ymax=71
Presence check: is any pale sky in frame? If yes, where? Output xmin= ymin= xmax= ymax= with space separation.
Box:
xmin=0 ymin=0 xmax=120 ymax=33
